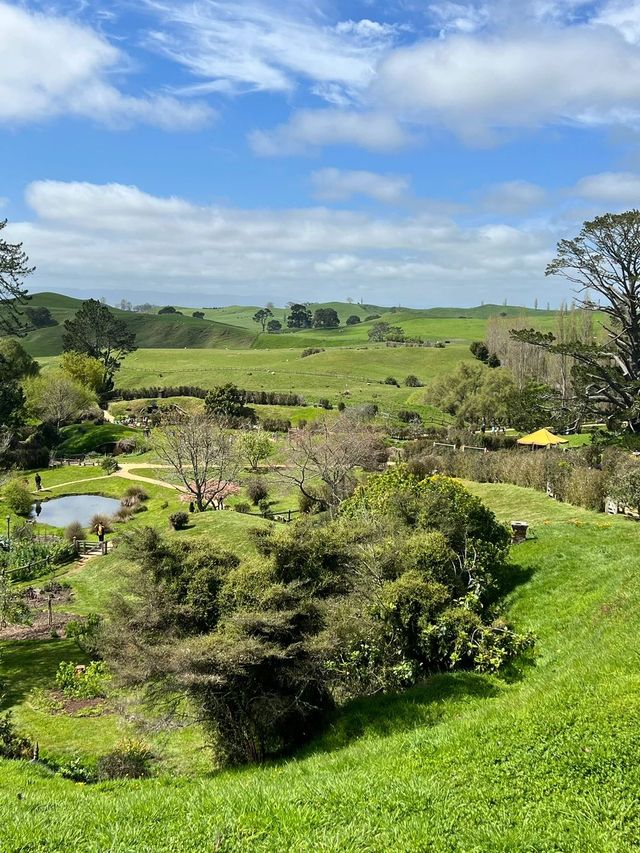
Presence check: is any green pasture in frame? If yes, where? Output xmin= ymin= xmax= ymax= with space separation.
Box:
xmin=40 ymin=343 xmax=472 ymax=412
xmin=2 ymin=482 xmax=640 ymax=850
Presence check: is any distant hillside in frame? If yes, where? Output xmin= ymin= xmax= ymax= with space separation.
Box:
xmin=9 ymin=292 xmax=562 ymax=356
xmin=11 ymin=293 xmax=255 ymax=357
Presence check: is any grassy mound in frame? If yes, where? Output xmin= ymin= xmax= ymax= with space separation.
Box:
xmin=12 ymin=293 xmax=254 ymax=357
xmin=56 ymin=422 xmax=139 ymax=455
xmin=1 ymin=483 xmax=639 ymax=850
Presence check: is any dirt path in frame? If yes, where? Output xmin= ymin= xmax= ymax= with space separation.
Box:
xmin=41 ymin=463 xmax=182 ymax=494
xmin=114 ymin=463 xmax=186 ymax=492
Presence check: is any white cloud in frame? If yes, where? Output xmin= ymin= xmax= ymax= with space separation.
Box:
xmin=481 ymin=180 xmax=548 ymax=214
xmin=374 ymin=26 xmax=640 ymax=142
xmin=8 ymin=179 xmax=563 ymax=306
xmin=310 ymin=168 xmax=411 ymax=204
xmin=0 ymin=1 xmax=213 ymax=128
xmin=143 ymin=1 xmax=400 ymax=103
xmin=249 ymin=109 xmax=411 ymax=155
xmin=573 ymin=171 xmax=640 ymax=205
xmin=595 ymin=0 xmax=640 ymax=43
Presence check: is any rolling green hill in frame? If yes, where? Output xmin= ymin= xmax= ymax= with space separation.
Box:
xmin=2 ymin=483 xmax=639 ymax=851
xmin=11 ymin=293 xmax=255 ymax=357
xmin=12 ymin=293 xmax=563 ymax=357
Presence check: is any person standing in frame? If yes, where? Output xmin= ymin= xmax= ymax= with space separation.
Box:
xmin=97 ymin=523 xmax=105 ymax=544
xmin=34 ymin=473 xmax=42 ymax=492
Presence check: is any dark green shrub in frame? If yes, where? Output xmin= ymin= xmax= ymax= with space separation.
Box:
xmin=169 ymin=511 xmax=189 ymax=530
xmin=234 ymin=501 xmax=251 ymax=513
xmin=257 ymin=498 xmax=272 ymax=517
xmin=246 ymin=478 xmax=269 ymax=505
xmin=100 ymin=457 xmax=118 ymax=473
xmin=383 ymin=376 xmax=399 ymax=386
xmin=261 ymin=417 xmax=291 ymax=432
xmin=318 ymin=398 xmax=333 ymax=410
xmin=301 ymin=348 xmax=325 ymax=358
xmin=0 ymin=713 xmax=32 ymax=759
xmin=404 ymin=375 xmax=422 ymax=387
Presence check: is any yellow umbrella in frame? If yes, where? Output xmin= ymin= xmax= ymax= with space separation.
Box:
xmin=517 ymin=428 xmax=569 ymax=448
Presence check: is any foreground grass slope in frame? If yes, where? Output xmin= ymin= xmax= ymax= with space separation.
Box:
xmin=1 ymin=483 xmax=639 ymax=851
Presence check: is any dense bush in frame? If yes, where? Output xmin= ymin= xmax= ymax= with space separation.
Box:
xmin=100 ymin=457 xmax=118 ymax=473
xmin=169 ymin=511 xmax=189 ymax=530
xmin=96 ymin=739 xmax=152 ymax=781
xmin=234 ymin=501 xmax=251 ymax=514
xmin=405 ymin=375 xmax=422 ymax=387
xmin=246 ymin=478 xmax=269 ymax=505
xmin=3 ymin=480 xmax=33 ymax=516
xmin=301 ymin=348 xmax=325 ymax=358
xmin=117 ymin=386 xmax=305 ymax=407
xmin=105 ymin=477 xmax=530 ymax=768
xmin=318 ymin=398 xmax=333 ymax=410
xmin=261 ymin=417 xmax=292 ymax=432
xmin=397 ymin=410 xmax=422 ymax=424
xmin=383 ymin=376 xmax=399 ymax=386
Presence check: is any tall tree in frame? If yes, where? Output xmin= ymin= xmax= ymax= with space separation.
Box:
xmin=0 ymin=220 xmax=34 ymax=336
xmin=286 ymin=304 xmax=313 ymax=329
xmin=313 ymin=308 xmax=340 ymax=329
xmin=252 ymin=307 xmax=273 ymax=332
xmin=512 ymin=211 xmax=640 ymax=430
xmin=62 ymin=299 xmax=137 ymax=392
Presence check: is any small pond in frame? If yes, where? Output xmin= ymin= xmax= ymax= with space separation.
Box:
xmin=32 ymin=495 xmax=121 ymax=528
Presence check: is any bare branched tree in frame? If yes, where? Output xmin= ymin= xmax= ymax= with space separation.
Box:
xmin=280 ymin=418 xmax=385 ymax=512
xmin=155 ymin=414 xmax=241 ymax=511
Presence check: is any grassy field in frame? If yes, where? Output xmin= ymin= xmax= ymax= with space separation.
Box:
xmin=39 ymin=343 xmax=471 ymax=417
xmin=1 ymin=482 xmax=639 ymax=851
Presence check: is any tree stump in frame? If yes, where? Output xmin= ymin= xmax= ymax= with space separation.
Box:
xmin=511 ymin=521 xmax=529 ymax=544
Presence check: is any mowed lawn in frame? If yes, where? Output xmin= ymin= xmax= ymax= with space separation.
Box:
xmin=2 ymin=483 xmax=640 ymax=851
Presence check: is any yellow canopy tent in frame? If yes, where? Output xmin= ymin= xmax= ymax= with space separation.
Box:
xmin=517 ymin=428 xmax=569 ymax=448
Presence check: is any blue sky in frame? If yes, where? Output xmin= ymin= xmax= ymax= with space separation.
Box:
xmin=3 ymin=0 xmax=640 ymax=307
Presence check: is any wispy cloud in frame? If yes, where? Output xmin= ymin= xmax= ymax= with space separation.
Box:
xmin=142 ymin=0 xmax=402 ymax=103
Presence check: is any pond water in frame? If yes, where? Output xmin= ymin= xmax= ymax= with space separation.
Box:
xmin=32 ymin=495 xmax=121 ymax=528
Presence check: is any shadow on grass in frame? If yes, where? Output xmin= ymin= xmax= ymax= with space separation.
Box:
xmin=306 ymin=671 xmax=501 ymax=757
xmin=485 ymin=560 xmax=536 ymax=606
xmin=0 ymin=638 xmax=89 ymax=709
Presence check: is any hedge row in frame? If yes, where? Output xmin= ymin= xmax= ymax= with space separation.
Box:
xmin=115 ymin=386 xmax=306 ymax=407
